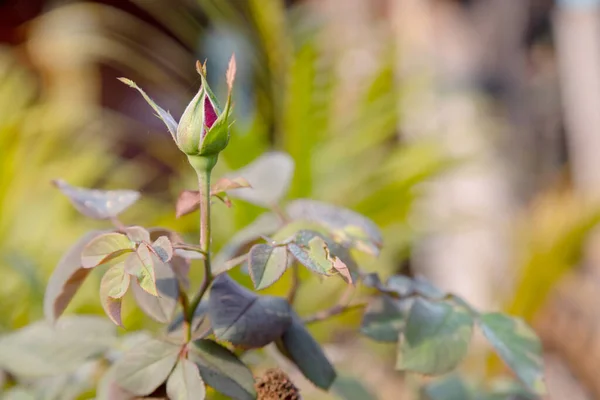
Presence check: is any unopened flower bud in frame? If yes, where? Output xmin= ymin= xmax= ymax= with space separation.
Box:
xmin=177 ymin=58 xmax=235 ymax=157
xmin=118 ymin=55 xmax=236 ymax=159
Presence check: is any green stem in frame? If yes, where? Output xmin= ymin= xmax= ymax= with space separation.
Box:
xmin=177 ymin=284 xmax=191 ymax=342
xmin=287 ymin=263 xmax=300 ymax=304
xmin=185 ymin=155 xmax=217 ymax=340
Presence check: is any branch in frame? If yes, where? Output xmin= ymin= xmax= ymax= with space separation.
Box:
xmin=172 ymin=243 xmax=208 ymax=257
xmin=110 ymin=217 xmax=126 ymax=232
xmin=302 ymin=285 xmax=366 ymax=324
xmin=287 ymin=264 xmax=300 ymax=305
xmin=177 ymin=283 xmax=191 ymax=342
xmin=271 ymin=202 xmax=289 ymax=224
xmin=303 ymin=302 xmax=367 ymax=324
xmin=220 ymin=253 xmax=248 ymax=275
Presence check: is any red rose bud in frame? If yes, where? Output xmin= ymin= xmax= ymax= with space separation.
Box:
xmin=118 ymin=55 xmax=236 ymax=158
xmin=204 ymin=96 xmax=218 ymax=129
xmin=176 ymin=57 xmax=236 ymax=157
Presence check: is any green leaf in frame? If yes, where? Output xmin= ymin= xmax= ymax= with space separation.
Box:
xmin=0 ymin=316 xmax=116 ymax=378
xmin=100 ymin=263 xmax=130 ymax=326
xmin=124 ymin=226 xmax=151 ymax=243
xmin=152 ymin=235 xmax=174 ymax=262
xmin=397 ymin=299 xmax=474 ymax=375
xmin=212 ymin=212 xmax=281 ymax=274
xmin=477 ymin=378 xmax=538 ymax=400
xmin=331 ymin=375 xmax=377 ymax=400
xmin=44 ymin=231 xmax=105 ymax=322
xmin=103 ymin=263 xmax=130 ymax=299
xmin=277 ymin=311 xmax=336 ymax=390
xmin=131 ymin=258 xmax=179 ymax=323
xmin=190 ymin=339 xmax=256 ymax=400
xmin=360 ymin=295 xmax=407 ymax=342
xmin=96 ymin=363 xmax=135 ymax=400
xmin=125 ymin=244 xmax=158 ymax=296
xmin=148 ymin=228 xmax=190 ymax=288
xmin=113 ymin=338 xmax=180 ymax=396
xmin=167 ymin=358 xmax=206 ymax=400
xmin=288 ymin=236 xmax=333 ymax=275
xmin=287 ymin=229 xmax=359 ymax=282
xmin=169 ymin=253 xmax=192 ymax=289
xmin=337 ymin=225 xmax=381 ymax=256
xmin=53 ymin=179 xmax=140 ymax=220
xmin=248 ymin=243 xmax=289 ymax=290
xmin=376 ymin=275 xmax=446 ymax=300
xmin=422 ymin=375 xmax=473 ymax=400
xmin=118 ymin=77 xmax=178 ymax=140
xmin=286 ymin=199 xmax=382 ymax=255
xmin=208 ymin=275 xmax=292 ymax=348
xmin=411 ymin=276 xmax=446 ymax=300
xmin=479 ymin=313 xmax=546 ymax=394
xmin=271 ymin=219 xmax=331 ymax=242
xmin=81 ymin=232 xmax=134 ymax=268
xmin=225 ymin=152 xmax=295 ymax=207
xmin=384 ymin=275 xmax=414 ymax=297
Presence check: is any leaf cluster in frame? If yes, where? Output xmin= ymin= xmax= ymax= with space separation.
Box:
xmin=0 ymin=56 xmax=547 ymax=399
xmin=26 ymin=151 xmax=546 ymax=399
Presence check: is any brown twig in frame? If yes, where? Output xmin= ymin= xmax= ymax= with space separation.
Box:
xmin=287 ymin=263 xmax=300 ymax=305
xmin=302 ymin=285 xmax=366 ymax=324
xmin=177 ymin=285 xmax=191 ymax=342
xmin=271 ymin=202 xmax=289 ymax=224
xmin=303 ymin=302 xmax=367 ymax=324
xmin=221 ymin=253 xmax=248 ymax=274
xmin=172 ymin=243 xmax=208 ymax=257
xmin=110 ymin=216 xmax=127 ymax=232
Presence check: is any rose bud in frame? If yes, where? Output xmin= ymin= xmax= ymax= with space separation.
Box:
xmin=118 ymin=55 xmax=236 ymax=158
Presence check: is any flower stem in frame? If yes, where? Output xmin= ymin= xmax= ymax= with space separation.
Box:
xmin=177 ymin=285 xmax=191 ymax=342
xmin=185 ymin=155 xmax=217 ymax=340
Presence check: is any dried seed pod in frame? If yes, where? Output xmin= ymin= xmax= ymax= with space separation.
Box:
xmin=255 ymin=368 xmax=301 ymax=400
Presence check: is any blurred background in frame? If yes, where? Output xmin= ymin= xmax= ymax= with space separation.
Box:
xmin=3 ymin=0 xmax=600 ymax=398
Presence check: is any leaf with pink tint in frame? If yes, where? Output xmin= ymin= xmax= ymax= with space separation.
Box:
xmin=53 ymin=179 xmax=140 ymax=220
xmin=125 ymin=244 xmax=158 ymax=296
xmin=211 ymin=177 xmax=251 ymax=195
xmin=44 ymin=231 xmax=106 ymax=322
xmin=332 ymin=257 xmax=353 ymax=285
xmin=151 ymin=236 xmax=173 ymax=263
xmin=175 ymin=190 xmax=201 ymax=218
xmin=131 ymin=260 xmax=179 ymax=324
xmin=148 ymin=228 xmax=191 ymax=289
xmin=226 ymin=54 xmax=237 ymax=93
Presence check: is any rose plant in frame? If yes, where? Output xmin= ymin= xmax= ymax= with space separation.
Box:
xmin=0 ymin=57 xmax=546 ymax=400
